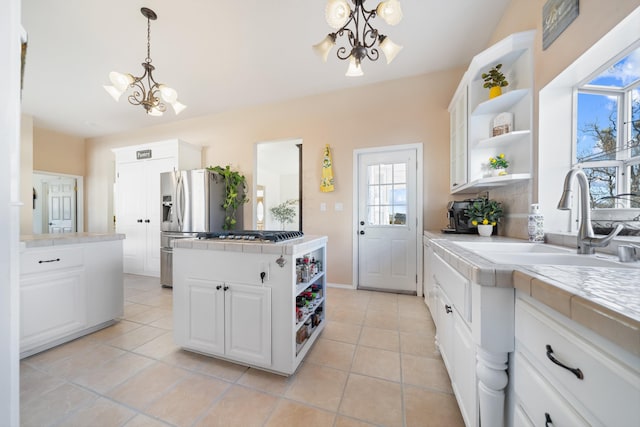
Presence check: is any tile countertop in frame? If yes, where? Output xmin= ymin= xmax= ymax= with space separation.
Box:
xmin=424 ymin=230 xmax=640 ymax=357
xmin=172 ymin=235 xmax=328 ymax=255
xmin=20 ymin=232 xmax=125 ymax=249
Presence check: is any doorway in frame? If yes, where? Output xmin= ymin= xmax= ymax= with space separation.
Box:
xmin=353 ymin=144 xmax=423 ymax=294
xmin=32 ymin=171 xmax=84 ymax=234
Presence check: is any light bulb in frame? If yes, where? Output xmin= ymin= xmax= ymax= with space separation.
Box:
xmin=377 ymin=0 xmax=403 ymax=26
xmin=171 ymin=101 xmax=187 ymax=115
xmin=345 ymin=57 xmax=363 ymax=77
xmin=312 ymin=34 xmax=336 ymax=62
xmin=159 ymin=84 xmax=178 ymax=103
xmin=325 ymin=0 xmax=351 ymax=29
xmin=103 ymin=85 xmax=124 ymax=101
xmin=379 ymin=36 xmax=403 ymax=64
xmin=108 ymin=71 xmax=134 ymax=92
xmin=148 ymin=107 xmax=163 ymax=116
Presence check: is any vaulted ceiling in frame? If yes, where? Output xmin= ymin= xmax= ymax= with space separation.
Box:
xmin=21 ymin=0 xmax=511 ymax=138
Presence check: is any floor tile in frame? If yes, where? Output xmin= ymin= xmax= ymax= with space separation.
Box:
xmin=321 ymin=321 xmax=362 ymax=344
xmin=44 ymin=343 xmax=124 ymax=379
xmin=145 ymin=374 xmax=230 ymax=426
xmin=329 ymin=308 xmax=366 ymax=325
xmin=107 ymin=362 xmax=189 ymax=410
xmin=265 ymin=399 xmax=335 ymax=427
xmin=86 ymin=320 xmax=143 ymax=342
xmin=60 ymin=396 xmax=136 ymax=427
xmin=334 ymin=415 xmax=377 ymax=427
xmin=20 ymin=382 xmax=96 ymax=427
xmin=20 ymin=363 xmax=65 ymax=405
xmin=363 ymin=309 xmax=399 ymax=330
xmin=404 ymin=385 xmax=465 ymax=427
xmin=401 ymin=353 xmax=453 ymax=393
xmin=72 ymin=352 xmax=155 ymax=394
xmin=358 ymin=326 xmax=400 ymax=351
xmin=400 ymin=331 xmax=438 ymax=358
xmin=196 ymin=385 xmax=278 ymax=427
xmin=148 ymin=315 xmax=174 ymax=330
xmin=123 ymin=414 xmax=170 ymax=427
xmin=22 ymin=337 xmax=97 ymax=370
xmin=132 ymin=331 xmax=179 ymax=359
xmin=237 ymin=367 xmax=294 ymax=395
xmin=107 ymin=325 xmax=167 ymax=351
xmin=339 ymin=374 xmax=403 ymax=427
xmin=305 ymin=338 xmax=355 ymax=371
xmin=126 ymin=307 xmax=172 ymax=325
xmin=351 ymin=346 xmax=401 ymax=382
xmin=285 ymin=362 xmax=348 ymax=411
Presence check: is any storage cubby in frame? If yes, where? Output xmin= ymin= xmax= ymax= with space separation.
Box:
xmin=449 ymin=31 xmax=535 ymax=194
xmin=294 ymin=248 xmax=326 ymax=356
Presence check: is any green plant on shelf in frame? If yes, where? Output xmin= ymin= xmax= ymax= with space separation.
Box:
xmin=464 ymin=197 xmax=504 ymax=226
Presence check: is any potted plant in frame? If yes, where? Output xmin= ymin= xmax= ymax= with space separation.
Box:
xmin=270 ymin=199 xmax=298 ymax=230
xmin=207 ymin=165 xmax=249 ymax=230
xmin=464 ymin=197 xmax=504 ymax=236
xmin=481 ymin=63 xmax=509 ymax=99
xmin=489 ymin=153 xmax=509 ymax=176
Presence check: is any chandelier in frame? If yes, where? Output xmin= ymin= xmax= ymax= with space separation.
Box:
xmin=103 ymin=7 xmax=186 ymax=116
xmin=313 ymin=0 xmax=403 ymax=77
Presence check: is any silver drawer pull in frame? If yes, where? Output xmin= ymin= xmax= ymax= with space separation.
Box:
xmin=38 ymin=258 xmax=61 ymax=264
xmin=545 ymin=344 xmax=584 ymax=380
xmin=445 ymin=304 xmax=453 ymax=314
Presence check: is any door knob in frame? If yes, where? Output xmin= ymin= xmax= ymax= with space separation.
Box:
xmin=360 ymin=230 xmax=365 ymax=235
xmin=144 ymin=219 xmax=150 ymax=223
xmin=137 ymin=219 xmax=143 ymax=223
xmin=360 ymin=221 xmax=365 ymax=226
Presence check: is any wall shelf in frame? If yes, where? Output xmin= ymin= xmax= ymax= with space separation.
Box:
xmin=471 ymin=89 xmax=529 ymax=117
xmin=474 ymin=130 xmax=531 ymax=149
xmin=451 ymin=173 xmax=532 ymax=194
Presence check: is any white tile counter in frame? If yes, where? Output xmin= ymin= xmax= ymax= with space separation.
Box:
xmin=20 ymin=232 xmax=125 ymax=249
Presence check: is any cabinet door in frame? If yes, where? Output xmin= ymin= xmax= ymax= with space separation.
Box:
xmin=225 ymin=283 xmax=272 ymax=366
xmin=435 ymin=287 xmax=454 ymax=373
xmin=185 ymin=279 xmax=225 ymax=355
xmin=20 ymin=269 xmax=86 ymax=351
xmin=452 ymin=311 xmax=477 ymax=427
xmin=450 ymin=86 xmax=468 ymax=190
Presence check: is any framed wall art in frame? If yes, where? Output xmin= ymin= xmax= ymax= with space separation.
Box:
xmin=542 ymin=0 xmax=579 ymax=50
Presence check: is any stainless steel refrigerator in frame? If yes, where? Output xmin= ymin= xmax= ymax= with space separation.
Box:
xmin=160 ymin=169 xmax=244 ymax=287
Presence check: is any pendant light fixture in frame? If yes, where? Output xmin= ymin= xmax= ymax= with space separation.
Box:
xmin=313 ymin=0 xmax=403 ymax=77
xmin=103 ymin=7 xmax=186 ymax=116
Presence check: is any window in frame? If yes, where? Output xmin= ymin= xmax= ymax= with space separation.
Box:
xmin=575 ymin=46 xmax=640 ymax=208
xmin=366 ymin=162 xmax=407 ymax=225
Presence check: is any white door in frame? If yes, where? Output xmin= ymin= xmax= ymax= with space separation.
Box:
xmin=47 ymin=178 xmax=76 ymax=233
xmin=357 ymin=148 xmax=418 ymax=292
xmin=116 ymin=161 xmax=147 ymax=274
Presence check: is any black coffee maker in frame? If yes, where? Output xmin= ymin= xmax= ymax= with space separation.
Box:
xmin=442 ymin=199 xmax=479 ymax=233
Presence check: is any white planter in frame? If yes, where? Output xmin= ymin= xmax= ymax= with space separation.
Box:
xmin=477 ymin=224 xmax=493 ymax=237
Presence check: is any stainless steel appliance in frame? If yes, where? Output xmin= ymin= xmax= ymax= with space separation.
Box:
xmin=160 ymin=169 xmax=244 ymax=287
xmin=196 ymin=230 xmax=304 ymax=243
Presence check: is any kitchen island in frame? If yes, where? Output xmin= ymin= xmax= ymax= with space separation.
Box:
xmin=172 ymin=235 xmax=327 ymax=375
xmin=423 ymin=231 xmax=640 ymax=427
xmin=20 ymin=233 xmax=125 ymax=358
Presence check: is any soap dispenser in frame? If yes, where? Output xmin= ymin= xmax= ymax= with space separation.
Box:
xmin=528 ymin=204 xmax=544 ymax=243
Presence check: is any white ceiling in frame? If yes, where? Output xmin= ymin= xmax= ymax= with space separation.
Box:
xmin=21 ymin=0 xmax=512 ymax=138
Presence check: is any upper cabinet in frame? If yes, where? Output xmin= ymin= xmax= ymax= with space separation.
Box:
xmin=449 ymin=31 xmax=535 ymax=194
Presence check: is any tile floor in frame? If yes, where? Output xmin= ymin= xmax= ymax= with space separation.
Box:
xmin=20 ymin=274 xmax=464 ymax=427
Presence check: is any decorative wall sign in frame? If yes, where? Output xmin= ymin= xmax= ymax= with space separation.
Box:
xmin=542 ymin=0 xmax=579 ymax=50
xmin=136 ymin=149 xmax=152 ymax=160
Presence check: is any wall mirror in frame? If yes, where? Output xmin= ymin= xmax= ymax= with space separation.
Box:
xmin=32 ymin=171 xmax=84 ymax=234
xmin=254 ymin=139 xmax=302 ymax=231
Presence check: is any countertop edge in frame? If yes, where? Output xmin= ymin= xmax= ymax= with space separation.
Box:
xmin=20 ymin=233 xmax=125 ymax=248
xmin=173 ymin=235 xmax=328 ymax=255
xmin=424 ymin=230 xmax=640 ymax=357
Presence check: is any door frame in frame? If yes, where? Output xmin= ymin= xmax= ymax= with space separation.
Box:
xmin=352 ymin=143 xmax=424 ymax=295
xmin=33 ymin=170 xmax=84 ymax=234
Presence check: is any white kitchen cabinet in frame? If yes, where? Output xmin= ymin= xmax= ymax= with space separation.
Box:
xmin=173 ymin=236 xmax=327 ymax=375
xmin=20 ymin=239 xmax=124 ymax=357
xmin=422 ymin=238 xmax=437 ymax=313
xmin=431 ymin=250 xmax=513 ymax=427
xmin=449 ymin=30 xmax=534 ymax=194
xmin=113 ymin=140 xmax=201 ymax=277
xmin=184 ymin=278 xmax=272 ymax=366
xmin=513 ymin=292 xmax=640 ymax=427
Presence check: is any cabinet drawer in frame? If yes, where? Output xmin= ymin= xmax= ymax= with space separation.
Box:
xmin=21 ymin=246 xmax=84 ymax=275
xmin=513 ymin=352 xmax=590 ymax=427
xmin=433 ymin=253 xmax=470 ymax=322
xmin=516 ymin=296 xmax=640 ymax=425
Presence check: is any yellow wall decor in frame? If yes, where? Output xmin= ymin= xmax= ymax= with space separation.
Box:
xmin=320 ymin=144 xmax=335 ymax=192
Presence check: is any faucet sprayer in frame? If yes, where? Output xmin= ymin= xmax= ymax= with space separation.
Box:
xmin=557 ymin=168 xmax=624 ymax=254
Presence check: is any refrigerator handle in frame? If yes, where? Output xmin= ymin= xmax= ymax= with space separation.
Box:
xmin=176 ymin=173 xmax=184 ymax=230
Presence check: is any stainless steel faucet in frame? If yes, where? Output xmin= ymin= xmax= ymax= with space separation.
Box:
xmin=557 ymin=168 xmax=624 ymax=254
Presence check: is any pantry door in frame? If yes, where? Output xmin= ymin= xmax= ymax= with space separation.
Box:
xmin=355 ymin=145 xmax=421 ymax=293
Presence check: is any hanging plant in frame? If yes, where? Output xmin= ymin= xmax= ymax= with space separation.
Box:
xmin=207 ymin=165 xmax=249 ymax=230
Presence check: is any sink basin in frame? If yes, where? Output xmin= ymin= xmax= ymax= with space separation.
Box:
xmin=478 ymin=252 xmax=637 ymax=268
xmin=452 ymin=242 xmax=571 ymax=254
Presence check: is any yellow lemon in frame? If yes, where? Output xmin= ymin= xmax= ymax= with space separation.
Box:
xmin=491 ymin=221 xmax=497 ymax=226
xmin=499 ymin=153 xmax=505 ymax=158
xmin=472 ymin=220 xmax=478 ymax=226
xmin=482 ymin=219 xmax=489 ymax=225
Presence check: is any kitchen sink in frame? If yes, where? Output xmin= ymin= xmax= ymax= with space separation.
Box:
xmin=452 ymin=242 xmax=571 ymax=254
xmin=452 ymin=241 xmax=639 ymax=268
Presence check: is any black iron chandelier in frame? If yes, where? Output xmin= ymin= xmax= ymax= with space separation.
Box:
xmin=313 ymin=0 xmax=403 ymax=76
xmin=103 ymin=7 xmax=185 ymax=116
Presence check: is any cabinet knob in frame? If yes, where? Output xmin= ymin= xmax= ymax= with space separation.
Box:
xmin=137 ymin=219 xmax=143 ymax=223
xmin=545 ymin=344 xmax=584 ymax=380
xmin=359 ymin=230 xmax=365 ymax=235
xmin=545 ymin=413 xmax=553 ymax=427
xmin=223 ymin=286 xmax=229 ymax=291
xmin=216 ymin=285 xmax=222 ymax=290
xmin=144 ymin=219 xmax=150 ymax=223
xmin=360 ymin=221 xmax=365 ymax=226
xmin=445 ymin=304 xmax=452 ymax=314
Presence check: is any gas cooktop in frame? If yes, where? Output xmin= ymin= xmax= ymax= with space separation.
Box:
xmin=196 ymin=230 xmax=304 ymax=243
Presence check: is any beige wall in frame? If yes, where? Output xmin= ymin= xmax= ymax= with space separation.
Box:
xmin=33 ymin=127 xmax=85 ymax=176
xmin=86 ymin=71 xmax=462 ymax=285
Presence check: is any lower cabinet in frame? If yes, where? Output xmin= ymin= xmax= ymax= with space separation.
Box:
xmin=184 ymin=278 xmax=271 ymax=366
xmin=19 ymin=240 xmax=124 ymax=357
xmin=21 ymin=268 xmax=86 ymax=351
xmin=513 ymin=292 xmax=640 ymax=427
